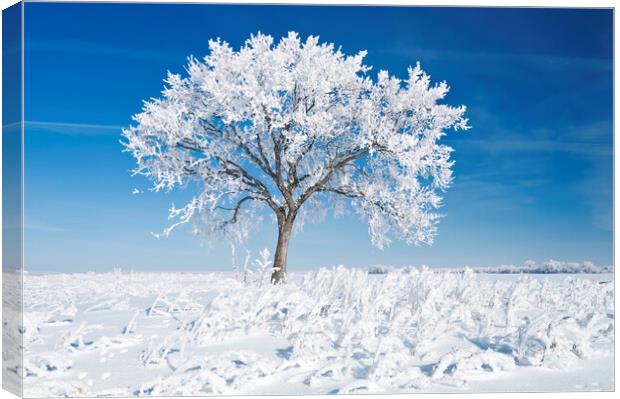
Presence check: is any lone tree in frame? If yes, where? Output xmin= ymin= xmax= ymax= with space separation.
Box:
xmin=122 ymin=32 xmax=469 ymax=284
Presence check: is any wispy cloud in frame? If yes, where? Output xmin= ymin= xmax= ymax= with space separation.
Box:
xmin=381 ymin=44 xmax=612 ymax=72
xmin=580 ymin=157 xmax=613 ymax=232
xmin=25 ymin=121 xmax=124 ymax=136
xmin=452 ymin=115 xmax=612 ymax=232
xmin=24 ymin=223 xmax=66 ymax=233
xmin=449 ymin=174 xmax=537 ymax=213
xmin=461 ymin=137 xmax=611 ymax=157
xmin=454 ymin=113 xmax=612 ymax=158
xmin=27 ymin=39 xmax=186 ymax=63
xmin=2 ymin=121 xmax=22 ymax=131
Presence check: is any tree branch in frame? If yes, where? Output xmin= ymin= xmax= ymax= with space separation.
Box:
xmin=216 ymin=195 xmax=257 ymax=228
xmin=297 ymin=148 xmax=369 ymax=205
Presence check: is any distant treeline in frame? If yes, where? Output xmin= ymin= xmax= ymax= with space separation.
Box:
xmin=367 ymin=260 xmax=613 ymax=275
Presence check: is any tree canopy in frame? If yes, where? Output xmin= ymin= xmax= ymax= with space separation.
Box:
xmin=122 ymin=32 xmax=469 ymax=281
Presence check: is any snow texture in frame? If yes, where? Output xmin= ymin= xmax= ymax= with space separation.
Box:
xmin=4 ymin=266 xmax=613 ymax=396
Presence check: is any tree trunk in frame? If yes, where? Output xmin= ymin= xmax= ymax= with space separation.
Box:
xmin=271 ymin=221 xmax=293 ymax=284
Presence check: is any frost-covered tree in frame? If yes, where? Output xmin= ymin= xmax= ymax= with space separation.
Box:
xmin=122 ymin=32 xmax=469 ymax=283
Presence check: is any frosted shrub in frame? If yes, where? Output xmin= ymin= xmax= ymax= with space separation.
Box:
xmin=151 ymin=267 xmax=613 ymax=391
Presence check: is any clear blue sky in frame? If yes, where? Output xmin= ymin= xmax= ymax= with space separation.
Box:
xmin=23 ymin=3 xmax=613 ymax=272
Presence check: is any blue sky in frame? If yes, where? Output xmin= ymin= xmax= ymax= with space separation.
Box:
xmin=23 ymin=3 xmax=613 ymax=272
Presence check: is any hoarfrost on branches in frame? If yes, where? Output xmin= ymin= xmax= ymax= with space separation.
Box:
xmin=122 ymin=32 xmax=469 ymax=281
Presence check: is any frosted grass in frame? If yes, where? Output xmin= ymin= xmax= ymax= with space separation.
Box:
xmin=4 ymin=267 xmax=614 ymax=396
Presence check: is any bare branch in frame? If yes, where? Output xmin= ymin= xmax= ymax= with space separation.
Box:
xmin=216 ymin=195 xmax=257 ymax=228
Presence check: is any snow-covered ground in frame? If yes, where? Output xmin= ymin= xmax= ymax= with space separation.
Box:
xmin=5 ymin=267 xmax=614 ymax=396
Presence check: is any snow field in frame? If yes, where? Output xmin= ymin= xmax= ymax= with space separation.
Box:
xmin=5 ymin=267 xmax=614 ymax=396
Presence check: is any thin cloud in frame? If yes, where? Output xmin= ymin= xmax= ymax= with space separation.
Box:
xmin=452 ymin=116 xmax=612 ymax=232
xmin=24 ymin=224 xmax=66 ymax=233
xmin=27 ymin=39 xmax=186 ymax=63
xmin=461 ymin=138 xmax=611 ymax=157
xmin=454 ymin=118 xmax=612 ymax=158
xmin=2 ymin=121 xmax=22 ymax=131
xmin=580 ymin=157 xmax=613 ymax=232
xmin=25 ymin=121 xmax=124 ymax=136
xmin=382 ymin=44 xmax=612 ymax=72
